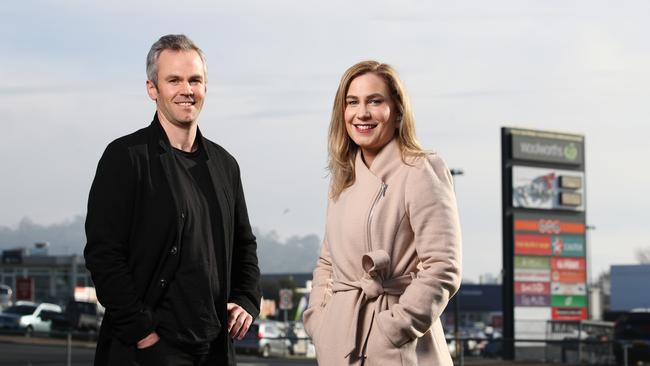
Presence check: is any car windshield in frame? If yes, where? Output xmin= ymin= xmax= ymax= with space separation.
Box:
xmin=3 ymin=305 xmax=36 ymax=315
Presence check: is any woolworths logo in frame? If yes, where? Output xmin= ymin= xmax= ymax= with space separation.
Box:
xmin=518 ymin=141 xmax=579 ymax=162
xmin=564 ymin=143 xmax=578 ymax=161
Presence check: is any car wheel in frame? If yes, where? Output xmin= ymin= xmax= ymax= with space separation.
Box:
xmin=262 ymin=344 xmax=271 ymax=358
xmin=25 ymin=325 xmax=33 ymax=337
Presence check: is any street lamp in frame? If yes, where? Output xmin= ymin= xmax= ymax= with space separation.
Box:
xmin=585 ymin=225 xmax=597 ymax=320
xmin=449 ymin=168 xmax=463 ymax=363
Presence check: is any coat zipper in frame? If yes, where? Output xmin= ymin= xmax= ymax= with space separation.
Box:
xmin=366 ymin=182 xmax=387 ymax=253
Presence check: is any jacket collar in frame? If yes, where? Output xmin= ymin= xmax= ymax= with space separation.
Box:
xmin=149 ymin=112 xmax=206 ymax=156
xmin=355 ymin=137 xmax=403 ymax=183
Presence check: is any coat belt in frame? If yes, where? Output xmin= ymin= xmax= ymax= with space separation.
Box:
xmin=332 ymin=250 xmax=414 ymax=358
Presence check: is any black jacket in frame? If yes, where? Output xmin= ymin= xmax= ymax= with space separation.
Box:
xmin=84 ymin=115 xmax=261 ymax=365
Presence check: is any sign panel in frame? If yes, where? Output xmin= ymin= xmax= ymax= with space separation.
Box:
xmin=515 ymin=294 xmax=550 ymax=307
xmin=515 ymin=268 xmax=551 ymax=282
xmin=510 ymin=129 xmax=584 ymax=165
xmin=551 ymin=269 xmax=586 ymax=283
xmin=551 ymin=282 xmax=587 ymax=296
xmin=514 ymin=218 xmax=585 ymax=235
xmin=512 ymin=166 xmax=585 ymax=211
xmin=515 ymin=234 xmax=552 ymax=256
xmin=515 ymin=256 xmax=550 ymax=269
xmin=551 ymin=257 xmax=586 ymax=271
xmin=551 ymin=235 xmax=585 ymax=256
xmin=515 ymin=282 xmax=550 ymax=295
xmin=551 ymin=295 xmax=587 ymax=308
xmin=279 ymin=289 xmax=293 ymax=310
xmin=552 ymin=307 xmax=588 ymax=321
xmin=15 ymin=277 xmax=34 ymax=301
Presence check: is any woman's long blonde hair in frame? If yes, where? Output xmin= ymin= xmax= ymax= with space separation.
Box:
xmin=328 ymin=60 xmax=425 ymax=199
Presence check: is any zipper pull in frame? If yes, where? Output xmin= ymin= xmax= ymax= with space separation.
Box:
xmin=381 ymin=183 xmax=387 ymax=197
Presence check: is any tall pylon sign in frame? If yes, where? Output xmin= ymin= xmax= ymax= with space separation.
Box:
xmin=501 ymin=127 xmax=587 ymax=360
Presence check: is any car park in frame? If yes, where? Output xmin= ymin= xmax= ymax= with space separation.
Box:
xmin=0 ymin=301 xmax=62 ymax=336
xmin=234 ymin=320 xmax=291 ymax=358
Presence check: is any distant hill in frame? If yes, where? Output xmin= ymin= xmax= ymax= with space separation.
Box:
xmin=0 ymin=216 xmax=86 ymax=255
xmin=0 ymin=216 xmax=320 ymax=274
xmin=255 ymin=230 xmax=321 ymax=274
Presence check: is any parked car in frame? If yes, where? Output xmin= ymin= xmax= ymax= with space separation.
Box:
xmin=234 ymin=320 xmax=291 ymax=358
xmin=287 ymin=321 xmax=309 ymax=356
xmin=50 ymin=300 xmax=103 ymax=337
xmin=613 ymin=309 xmax=650 ymax=365
xmin=0 ymin=285 xmax=12 ymax=309
xmin=0 ymin=301 xmax=62 ymax=336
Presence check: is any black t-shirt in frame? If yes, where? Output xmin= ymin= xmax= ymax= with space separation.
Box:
xmin=154 ymin=145 xmax=226 ymax=354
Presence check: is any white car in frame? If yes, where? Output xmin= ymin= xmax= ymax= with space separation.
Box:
xmin=0 ymin=301 xmax=62 ymax=336
xmin=0 ymin=285 xmax=12 ymax=309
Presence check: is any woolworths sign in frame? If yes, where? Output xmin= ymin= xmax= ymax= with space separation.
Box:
xmin=511 ymin=129 xmax=584 ymax=165
xmin=501 ymin=127 xmax=586 ymax=360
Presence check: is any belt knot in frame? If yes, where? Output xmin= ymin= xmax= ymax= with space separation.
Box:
xmin=360 ymin=249 xmax=391 ymax=299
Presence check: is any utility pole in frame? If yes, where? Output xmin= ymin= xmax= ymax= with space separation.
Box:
xmin=450 ymin=168 xmax=464 ymax=365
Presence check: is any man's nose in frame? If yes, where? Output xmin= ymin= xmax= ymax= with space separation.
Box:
xmin=181 ymin=82 xmax=193 ymax=95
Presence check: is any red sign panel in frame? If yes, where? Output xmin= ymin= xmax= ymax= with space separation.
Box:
xmin=515 ymin=282 xmax=551 ymax=295
xmin=552 ymin=307 xmax=588 ymax=321
xmin=551 ymin=257 xmax=586 ymax=271
xmin=514 ymin=219 xmax=585 ymax=234
xmin=15 ymin=277 xmax=34 ymax=301
xmin=551 ymin=270 xmax=586 ymax=283
xmin=514 ymin=234 xmax=552 ymax=255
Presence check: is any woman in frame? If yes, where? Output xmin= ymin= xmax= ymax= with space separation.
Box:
xmin=303 ymin=61 xmax=462 ymax=366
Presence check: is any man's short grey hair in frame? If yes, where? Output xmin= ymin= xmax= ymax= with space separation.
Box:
xmin=146 ymin=34 xmax=207 ymax=87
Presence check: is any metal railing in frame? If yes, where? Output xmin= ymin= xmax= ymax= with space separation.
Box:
xmin=3 ymin=328 xmax=648 ymax=365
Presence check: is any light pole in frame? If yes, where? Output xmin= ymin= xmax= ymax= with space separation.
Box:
xmin=585 ymin=225 xmax=596 ymax=285
xmin=450 ymin=168 xmax=463 ymax=363
xmin=585 ymin=225 xmax=596 ymax=320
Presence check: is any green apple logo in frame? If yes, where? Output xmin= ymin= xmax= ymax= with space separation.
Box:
xmin=564 ymin=143 xmax=578 ymax=161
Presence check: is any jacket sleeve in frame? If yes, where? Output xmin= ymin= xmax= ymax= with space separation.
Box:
xmin=83 ymin=142 xmax=156 ymax=345
xmin=302 ymin=234 xmax=333 ymax=338
xmin=228 ymin=162 xmax=262 ymax=319
xmin=377 ymin=154 xmax=462 ymax=347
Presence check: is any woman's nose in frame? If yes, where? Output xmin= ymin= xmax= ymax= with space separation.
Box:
xmin=357 ymin=105 xmax=370 ymax=119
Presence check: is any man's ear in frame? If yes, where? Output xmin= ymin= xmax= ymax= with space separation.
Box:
xmin=146 ymin=80 xmax=158 ymax=101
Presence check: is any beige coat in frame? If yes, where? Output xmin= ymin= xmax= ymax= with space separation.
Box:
xmin=304 ymin=138 xmax=462 ymax=366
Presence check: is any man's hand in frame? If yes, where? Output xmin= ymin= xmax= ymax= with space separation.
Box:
xmin=136 ymin=332 xmax=160 ymax=349
xmin=227 ymin=302 xmax=253 ymax=340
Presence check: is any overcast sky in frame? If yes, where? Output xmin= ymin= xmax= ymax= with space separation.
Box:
xmin=1 ymin=0 xmax=648 ymax=281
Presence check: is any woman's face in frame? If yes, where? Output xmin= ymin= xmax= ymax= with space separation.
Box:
xmin=344 ymin=73 xmax=398 ymax=166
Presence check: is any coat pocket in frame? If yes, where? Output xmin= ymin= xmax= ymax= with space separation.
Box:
xmin=303 ymin=302 xmax=330 ymax=346
xmin=365 ymin=321 xmax=417 ymax=366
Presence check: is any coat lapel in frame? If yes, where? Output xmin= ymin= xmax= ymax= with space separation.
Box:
xmin=201 ymin=135 xmax=233 ymax=280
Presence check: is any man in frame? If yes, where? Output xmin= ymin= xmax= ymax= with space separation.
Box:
xmin=84 ymin=34 xmax=261 ymax=366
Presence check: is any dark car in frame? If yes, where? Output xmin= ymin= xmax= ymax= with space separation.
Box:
xmin=50 ymin=300 xmax=103 ymax=338
xmin=614 ymin=310 xmax=650 ymax=365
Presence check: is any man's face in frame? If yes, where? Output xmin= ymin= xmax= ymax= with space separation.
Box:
xmin=146 ymin=49 xmax=206 ymax=127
